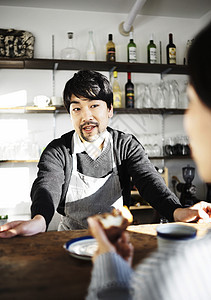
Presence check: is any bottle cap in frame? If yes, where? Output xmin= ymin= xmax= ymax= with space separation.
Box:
xmin=113 ymin=71 xmax=118 ymax=78
xmin=150 ymin=33 xmax=154 ymax=41
xmin=129 ymin=31 xmax=133 ymax=39
xmin=67 ymin=32 xmax=73 ymax=39
xmin=108 ymin=34 xmax=113 ymax=40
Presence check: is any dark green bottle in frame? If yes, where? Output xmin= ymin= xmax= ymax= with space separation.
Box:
xmin=127 ymin=32 xmax=136 ymax=63
xmin=147 ymin=34 xmax=157 ymax=64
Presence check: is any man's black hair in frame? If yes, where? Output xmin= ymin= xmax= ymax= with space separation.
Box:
xmin=63 ymin=70 xmax=113 ymax=113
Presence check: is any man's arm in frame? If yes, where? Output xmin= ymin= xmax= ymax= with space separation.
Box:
xmin=31 ymin=139 xmax=67 ymax=228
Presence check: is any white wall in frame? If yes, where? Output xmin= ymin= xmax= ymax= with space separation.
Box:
xmin=0 ymin=6 xmax=210 ymax=225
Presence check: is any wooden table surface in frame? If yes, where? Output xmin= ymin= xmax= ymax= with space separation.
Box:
xmin=1 ymin=223 xmax=210 ymax=300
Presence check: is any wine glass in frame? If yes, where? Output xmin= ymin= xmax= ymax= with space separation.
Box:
xmin=143 ymin=84 xmax=152 ymax=108
xmin=155 ymin=83 xmax=165 ymax=108
xmin=135 ymin=83 xmax=145 ymax=108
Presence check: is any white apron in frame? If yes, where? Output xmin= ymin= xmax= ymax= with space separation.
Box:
xmin=58 ymin=138 xmax=123 ymax=230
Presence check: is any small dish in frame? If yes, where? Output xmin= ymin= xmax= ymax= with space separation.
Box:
xmin=63 ymin=236 xmax=98 ymax=260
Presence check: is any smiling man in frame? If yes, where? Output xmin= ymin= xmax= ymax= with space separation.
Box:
xmin=1 ymin=70 xmax=210 ymax=238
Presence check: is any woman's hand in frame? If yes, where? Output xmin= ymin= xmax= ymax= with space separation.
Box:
xmin=88 ymin=216 xmax=134 ymax=266
xmin=174 ymin=201 xmax=211 ymax=223
xmin=0 ymin=215 xmax=46 ymax=238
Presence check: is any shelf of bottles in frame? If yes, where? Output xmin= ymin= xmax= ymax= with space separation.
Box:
xmin=0 ymin=58 xmax=188 ymax=75
xmin=0 ymin=106 xmax=185 ymax=115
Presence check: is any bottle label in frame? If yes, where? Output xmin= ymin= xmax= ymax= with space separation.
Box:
xmin=169 ymin=47 xmax=176 ymax=64
xmin=149 ymin=48 xmax=157 ymax=64
xmin=126 ymin=87 xmax=134 ymax=108
xmin=87 ymin=51 xmax=96 ymax=61
xmin=113 ymin=93 xmax=122 ymax=108
xmin=129 ymin=47 xmax=136 ymax=62
xmin=107 ymin=47 xmax=115 ymax=61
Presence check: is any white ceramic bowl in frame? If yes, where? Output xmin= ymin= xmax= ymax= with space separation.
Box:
xmin=156 ymin=223 xmax=197 ymax=248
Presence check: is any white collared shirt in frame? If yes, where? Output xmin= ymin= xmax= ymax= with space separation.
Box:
xmin=73 ymin=130 xmax=110 ymax=160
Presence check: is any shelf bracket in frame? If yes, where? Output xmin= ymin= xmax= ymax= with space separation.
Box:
xmin=109 ymin=66 xmax=117 ymax=82
xmin=54 ymin=63 xmax=59 ymax=70
xmin=161 ymin=67 xmax=172 ymax=79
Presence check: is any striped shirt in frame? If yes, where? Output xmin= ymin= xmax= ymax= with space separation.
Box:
xmin=87 ymin=229 xmax=211 ymax=300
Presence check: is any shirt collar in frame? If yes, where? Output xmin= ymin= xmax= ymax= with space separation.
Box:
xmin=73 ymin=130 xmax=110 ymax=160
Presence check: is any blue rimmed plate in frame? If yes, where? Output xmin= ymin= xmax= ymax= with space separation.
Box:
xmin=63 ymin=236 xmax=98 ymax=260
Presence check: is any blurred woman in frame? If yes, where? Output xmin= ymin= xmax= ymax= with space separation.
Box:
xmin=86 ymin=21 xmax=211 ymax=300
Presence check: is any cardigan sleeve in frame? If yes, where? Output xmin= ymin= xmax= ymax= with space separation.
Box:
xmin=123 ymin=134 xmax=182 ymax=221
xmin=30 ymin=141 xmax=66 ymax=227
xmin=86 ymin=252 xmax=133 ymax=300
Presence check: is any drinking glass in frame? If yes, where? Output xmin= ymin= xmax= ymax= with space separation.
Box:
xmin=155 ymin=83 xmax=165 ymax=108
xmin=168 ymin=80 xmax=178 ymax=108
xmin=179 ymin=81 xmax=189 ymax=109
xmin=143 ymin=85 xmax=152 ymax=108
xmin=135 ymin=83 xmax=145 ymax=108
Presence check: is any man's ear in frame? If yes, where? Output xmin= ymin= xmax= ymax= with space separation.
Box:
xmin=108 ymin=105 xmax=113 ymax=118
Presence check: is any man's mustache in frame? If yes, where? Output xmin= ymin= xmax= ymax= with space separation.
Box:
xmin=80 ymin=121 xmax=99 ymax=129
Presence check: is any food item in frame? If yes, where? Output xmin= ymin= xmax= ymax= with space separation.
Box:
xmin=96 ymin=206 xmax=133 ymax=242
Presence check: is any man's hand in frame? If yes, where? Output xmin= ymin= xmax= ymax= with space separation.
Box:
xmin=0 ymin=215 xmax=46 ymax=238
xmin=174 ymin=201 xmax=211 ymax=223
xmin=88 ymin=216 xmax=134 ymax=266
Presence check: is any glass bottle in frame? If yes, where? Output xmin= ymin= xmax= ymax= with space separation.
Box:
xmin=183 ymin=39 xmax=193 ymax=65
xmin=86 ymin=30 xmax=96 ymax=61
xmin=60 ymin=32 xmax=80 ymax=60
xmin=147 ymin=34 xmax=157 ymax=64
xmin=125 ymin=72 xmax=134 ymax=108
xmin=112 ymin=71 xmax=122 ymax=108
xmin=127 ymin=31 xmax=137 ymax=63
xmin=166 ymin=33 xmax=176 ymax=64
xmin=106 ymin=34 xmax=115 ymax=62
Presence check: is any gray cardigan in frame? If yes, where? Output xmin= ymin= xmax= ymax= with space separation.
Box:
xmin=31 ymin=127 xmax=181 ymax=227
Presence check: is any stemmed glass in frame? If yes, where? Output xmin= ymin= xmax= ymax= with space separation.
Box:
xmin=143 ymin=85 xmax=152 ymax=108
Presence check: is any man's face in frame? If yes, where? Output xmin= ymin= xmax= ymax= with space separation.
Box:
xmin=69 ymin=95 xmax=113 ymax=142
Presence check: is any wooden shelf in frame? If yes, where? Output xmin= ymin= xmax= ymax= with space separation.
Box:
xmin=0 ymin=160 xmax=39 ymax=163
xmin=0 ymin=106 xmax=185 ymax=115
xmin=114 ymin=108 xmax=185 ymax=114
xmin=0 ymin=106 xmax=60 ymax=113
xmin=0 ymin=156 xmax=191 ymax=163
xmin=129 ymin=205 xmax=153 ymax=210
xmin=0 ymin=58 xmax=188 ymax=75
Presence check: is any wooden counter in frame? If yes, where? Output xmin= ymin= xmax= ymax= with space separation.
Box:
xmin=0 ymin=223 xmax=210 ymax=300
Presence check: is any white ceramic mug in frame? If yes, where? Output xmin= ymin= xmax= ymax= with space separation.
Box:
xmin=156 ymin=223 xmax=197 ymax=248
xmin=50 ymin=96 xmax=63 ymax=106
xmin=34 ymin=95 xmax=50 ymax=108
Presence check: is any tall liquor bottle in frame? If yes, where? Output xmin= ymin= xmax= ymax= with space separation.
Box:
xmin=106 ymin=34 xmax=115 ymax=62
xmin=147 ymin=34 xmax=157 ymax=64
xmin=112 ymin=71 xmax=122 ymax=108
xmin=166 ymin=33 xmax=176 ymax=64
xmin=127 ymin=31 xmax=137 ymax=63
xmin=86 ymin=30 xmax=96 ymax=61
xmin=125 ymin=72 xmax=134 ymax=108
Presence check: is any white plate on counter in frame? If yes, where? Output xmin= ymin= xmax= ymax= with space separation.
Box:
xmin=63 ymin=236 xmax=98 ymax=260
